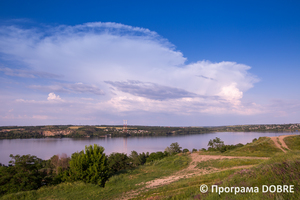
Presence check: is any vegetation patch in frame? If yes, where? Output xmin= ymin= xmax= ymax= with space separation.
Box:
xmin=199 ymin=137 xmax=282 ymax=157
xmin=134 ymin=151 xmax=300 ymax=200
xmin=1 ymin=154 xmax=190 ymax=200
xmin=133 ymin=169 xmax=238 ymax=200
xmin=284 ymin=135 xmax=300 ymax=150
xmin=204 ymin=151 xmax=300 ymax=200
xmin=196 ymin=158 xmax=264 ymax=169
xmin=224 ymin=137 xmax=282 ymax=157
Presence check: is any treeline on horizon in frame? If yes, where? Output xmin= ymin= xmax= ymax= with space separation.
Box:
xmin=0 ymin=123 xmax=299 ymax=139
xmin=0 ymin=137 xmax=244 ymax=197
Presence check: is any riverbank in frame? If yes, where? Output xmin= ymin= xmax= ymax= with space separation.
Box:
xmin=1 ymin=124 xmax=299 ymax=139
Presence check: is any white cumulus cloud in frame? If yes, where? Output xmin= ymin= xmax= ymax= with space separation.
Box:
xmin=47 ymin=93 xmax=62 ymax=101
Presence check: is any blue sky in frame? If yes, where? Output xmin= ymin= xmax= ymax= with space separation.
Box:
xmin=0 ymin=0 xmax=300 ymax=126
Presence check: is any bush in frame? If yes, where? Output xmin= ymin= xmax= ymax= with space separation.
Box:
xmin=235 ymin=143 xmax=244 ymax=148
xmin=182 ymin=148 xmax=189 ymax=153
xmin=107 ymin=153 xmax=130 ymax=174
xmin=146 ymin=152 xmax=165 ymax=163
xmin=64 ymin=144 xmax=109 ymax=187
xmin=207 ymin=137 xmax=244 ymax=153
xmin=208 ymin=147 xmax=217 ymax=151
xmin=192 ymin=148 xmax=197 ymax=152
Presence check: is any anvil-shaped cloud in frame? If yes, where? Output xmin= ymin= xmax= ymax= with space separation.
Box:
xmin=0 ymin=22 xmax=261 ymax=125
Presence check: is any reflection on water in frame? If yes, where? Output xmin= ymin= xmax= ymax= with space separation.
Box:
xmin=0 ymin=132 xmax=298 ymax=165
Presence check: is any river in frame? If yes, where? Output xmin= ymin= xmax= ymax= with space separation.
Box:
xmin=0 ymin=132 xmax=298 ymax=165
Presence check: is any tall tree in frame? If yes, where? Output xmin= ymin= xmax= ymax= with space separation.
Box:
xmin=65 ymin=144 xmax=109 ymax=187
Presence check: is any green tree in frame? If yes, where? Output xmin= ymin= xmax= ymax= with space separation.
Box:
xmin=138 ymin=152 xmax=148 ymax=165
xmin=0 ymin=154 xmax=45 ymax=196
xmin=169 ymin=142 xmax=182 ymax=153
xmin=164 ymin=147 xmax=173 ymax=155
xmin=50 ymin=153 xmax=70 ymax=175
xmin=208 ymin=137 xmax=224 ymax=150
xmin=129 ymin=151 xmax=141 ymax=167
xmin=65 ymin=144 xmax=109 ymax=187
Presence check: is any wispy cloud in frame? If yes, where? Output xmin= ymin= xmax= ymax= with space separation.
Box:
xmin=196 ymin=75 xmax=215 ymax=80
xmin=29 ymin=83 xmax=105 ymax=95
xmin=0 ymin=67 xmax=61 ymax=79
xmin=105 ymin=80 xmax=196 ymax=100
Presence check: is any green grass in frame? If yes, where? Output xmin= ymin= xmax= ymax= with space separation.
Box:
xmin=203 ymin=150 xmax=300 ymax=200
xmin=133 ymin=169 xmax=238 ymax=200
xmin=0 ymin=155 xmax=190 ymax=200
xmin=199 ymin=137 xmax=283 ymax=157
xmin=277 ymin=137 xmax=282 ymax=146
xmin=133 ymin=151 xmax=300 ymax=200
xmin=284 ymin=135 xmax=300 ymax=150
xmin=196 ymin=158 xmax=265 ymax=169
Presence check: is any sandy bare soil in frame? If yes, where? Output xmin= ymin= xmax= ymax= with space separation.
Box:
xmin=269 ymin=135 xmax=295 ymax=152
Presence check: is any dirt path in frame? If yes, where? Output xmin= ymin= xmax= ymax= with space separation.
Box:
xmin=120 ymin=153 xmax=267 ymax=200
xmin=269 ymin=135 xmax=295 ymax=152
xmin=144 ymin=154 xmax=267 ymax=189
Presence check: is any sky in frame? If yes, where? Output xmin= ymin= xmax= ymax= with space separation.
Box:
xmin=0 ymin=0 xmax=300 ymax=126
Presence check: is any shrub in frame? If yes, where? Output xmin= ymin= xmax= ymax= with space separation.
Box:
xmin=183 ymin=148 xmax=189 ymax=153
xmin=192 ymin=148 xmax=197 ymax=152
xmin=107 ymin=153 xmax=130 ymax=174
xmin=146 ymin=152 xmax=165 ymax=163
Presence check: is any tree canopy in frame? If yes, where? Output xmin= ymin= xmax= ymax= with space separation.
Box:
xmin=65 ymin=144 xmax=109 ymax=187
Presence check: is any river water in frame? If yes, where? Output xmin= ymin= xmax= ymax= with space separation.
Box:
xmin=0 ymin=132 xmax=298 ymax=165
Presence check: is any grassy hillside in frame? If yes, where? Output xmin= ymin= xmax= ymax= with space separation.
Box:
xmin=1 ymin=155 xmax=190 ymax=200
xmin=284 ymin=135 xmax=300 ymax=150
xmin=196 ymin=158 xmax=264 ymax=169
xmin=133 ymin=151 xmax=300 ymax=200
xmin=199 ymin=137 xmax=282 ymax=157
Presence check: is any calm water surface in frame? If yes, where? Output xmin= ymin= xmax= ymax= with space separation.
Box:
xmin=0 ymin=132 xmax=298 ymax=165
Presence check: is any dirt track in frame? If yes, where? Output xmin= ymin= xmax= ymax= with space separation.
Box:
xmin=269 ymin=135 xmax=294 ymax=152
xmin=144 ymin=154 xmax=267 ymax=189
xmin=121 ymin=153 xmax=268 ymax=199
